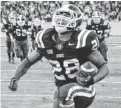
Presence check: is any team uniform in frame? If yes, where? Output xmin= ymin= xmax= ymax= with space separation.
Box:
xmin=35 ymin=28 xmax=100 ymax=108
xmin=86 ymin=18 xmax=111 ymax=61
xmin=3 ymin=20 xmax=15 ymax=63
xmin=9 ymin=5 xmax=109 ymax=108
xmin=12 ymin=22 xmax=31 ymax=61
xmin=31 ymin=25 xmax=43 ymax=50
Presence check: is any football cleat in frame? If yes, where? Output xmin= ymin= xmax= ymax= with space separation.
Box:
xmin=8 ymin=77 xmax=18 ymax=91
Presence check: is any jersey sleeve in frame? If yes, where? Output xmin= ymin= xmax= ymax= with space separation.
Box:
xmin=35 ymin=30 xmax=47 ymax=56
xmin=35 ymin=30 xmax=45 ymax=49
xmin=76 ymin=30 xmax=99 ymax=50
xmin=86 ymin=31 xmax=99 ymax=51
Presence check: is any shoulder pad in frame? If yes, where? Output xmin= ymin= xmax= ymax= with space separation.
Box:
xmin=76 ymin=30 xmax=99 ymax=50
xmin=35 ymin=28 xmax=55 ymax=48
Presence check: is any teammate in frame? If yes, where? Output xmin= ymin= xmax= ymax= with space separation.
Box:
xmin=8 ymin=5 xmax=109 ymax=108
xmin=31 ymin=17 xmax=43 ymax=50
xmin=12 ymin=14 xmax=31 ymax=61
xmin=86 ymin=11 xmax=111 ymax=61
xmin=2 ymin=15 xmax=15 ymax=64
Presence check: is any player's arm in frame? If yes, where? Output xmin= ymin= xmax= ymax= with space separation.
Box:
xmin=103 ymin=21 xmax=111 ymax=38
xmin=8 ymin=30 xmax=46 ymax=91
xmin=15 ymin=50 xmax=43 ymax=80
xmin=87 ymin=50 xmax=109 ymax=84
xmin=79 ymin=31 xmax=109 ymax=86
xmin=8 ymin=50 xmax=44 ymax=91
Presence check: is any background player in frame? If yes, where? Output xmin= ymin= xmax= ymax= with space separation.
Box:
xmin=12 ymin=14 xmax=31 ymax=61
xmin=8 ymin=4 xmax=109 ymax=108
xmin=86 ymin=11 xmax=111 ymax=61
xmin=2 ymin=14 xmax=15 ymax=63
xmin=31 ymin=17 xmax=43 ymax=50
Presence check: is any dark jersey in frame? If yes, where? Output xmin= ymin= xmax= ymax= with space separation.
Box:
xmin=36 ymin=28 xmax=99 ymax=86
xmin=4 ymin=21 xmax=13 ymax=37
xmin=86 ymin=18 xmax=110 ymax=41
xmin=31 ymin=25 xmax=42 ymax=40
xmin=12 ymin=23 xmax=31 ymax=41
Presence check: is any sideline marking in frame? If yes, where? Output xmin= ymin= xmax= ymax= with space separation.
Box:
xmin=1 ymin=80 xmax=121 ymax=84
xmin=1 ymin=70 xmax=51 ymax=71
xmin=1 ymin=94 xmax=121 ymax=99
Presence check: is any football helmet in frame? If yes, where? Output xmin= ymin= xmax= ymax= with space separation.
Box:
xmin=8 ymin=12 xmax=16 ymax=24
xmin=33 ymin=17 xmax=41 ymax=27
xmin=92 ymin=11 xmax=102 ymax=24
xmin=52 ymin=4 xmax=83 ymax=33
xmin=16 ymin=14 xmax=26 ymax=26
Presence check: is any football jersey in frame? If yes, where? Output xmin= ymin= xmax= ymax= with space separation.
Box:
xmin=4 ymin=21 xmax=14 ymax=38
xmin=86 ymin=18 xmax=110 ymax=41
xmin=36 ymin=28 xmax=99 ymax=86
xmin=31 ymin=25 xmax=42 ymax=40
xmin=4 ymin=21 xmax=12 ymax=31
xmin=12 ymin=23 xmax=31 ymax=41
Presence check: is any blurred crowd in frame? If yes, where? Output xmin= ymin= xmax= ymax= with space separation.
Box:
xmin=1 ymin=1 xmax=121 ymax=23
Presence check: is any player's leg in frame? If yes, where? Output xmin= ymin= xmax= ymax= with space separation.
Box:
xmin=6 ymin=34 xmax=12 ymax=63
xmin=11 ymin=40 xmax=15 ymax=64
xmin=58 ymin=83 xmax=95 ymax=108
xmin=21 ymin=40 xmax=29 ymax=59
xmin=14 ymin=40 xmax=23 ymax=61
xmin=53 ymin=87 xmax=74 ymax=108
xmin=6 ymin=40 xmax=12 ymax=63
xmin=74 ymin=95 xmax=95 ymax=108
xmin=99 ymin=40 xmax=108 ymax=61
xmin=53 ymin=89 xmax=60 ymax=108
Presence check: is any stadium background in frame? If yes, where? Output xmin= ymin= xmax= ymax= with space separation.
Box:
xmin=1 ymin=1 xmax=121 ymax=108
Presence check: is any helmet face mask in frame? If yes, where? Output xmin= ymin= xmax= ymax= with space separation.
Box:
xmin=17 ymin=15 xmax=26 ymax=26
xmin=52 ymin=4 xmax=83 ymax=34
xmin=92 ymin=11 xmax=101 ymax=24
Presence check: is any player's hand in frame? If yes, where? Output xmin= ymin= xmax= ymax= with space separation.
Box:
xmin=80 ymin=77 xmax=94 ymax=87
xmin=76 ymin=72 xmax=94 ymax=87
xmin=103 ymin=33 xmax=109 ymax=38
xmin=8 ymin=77 xmax=18 ymax=91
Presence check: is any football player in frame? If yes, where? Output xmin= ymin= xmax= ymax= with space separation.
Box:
xmin=8 ymin=5 xmax=109 ymax=108
xmin=12 ymin=14 xmax=31 ymax=61
xmin=2 ymin=14 xmax=15 ymax=64
xmin=31 ymin=17 xmax=43 ymax=50
xmin=86 ymin=11 xmax=111 ymax=61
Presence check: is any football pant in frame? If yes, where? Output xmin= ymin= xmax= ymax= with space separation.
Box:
xmin=53 ymin=83 xmax=95 ymax=108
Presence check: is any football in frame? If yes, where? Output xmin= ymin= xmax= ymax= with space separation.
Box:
xmin=78 ymin=61 xmax=97 ymax=77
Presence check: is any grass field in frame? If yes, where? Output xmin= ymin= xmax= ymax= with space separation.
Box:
xmin=1 ymin=22 xmax=121 ymax=108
